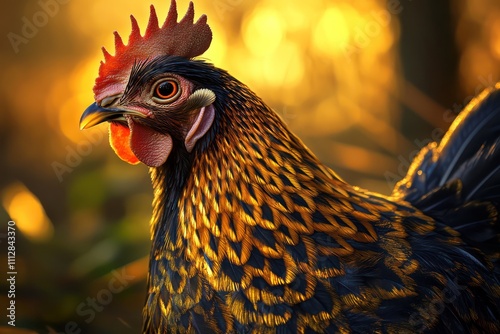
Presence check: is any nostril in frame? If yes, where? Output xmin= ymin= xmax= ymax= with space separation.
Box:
xmin=100 ymin=95 xmax=121 ymax=108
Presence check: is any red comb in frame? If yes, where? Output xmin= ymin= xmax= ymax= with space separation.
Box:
xmin=93 ymin=0 xmax=212 ymax=102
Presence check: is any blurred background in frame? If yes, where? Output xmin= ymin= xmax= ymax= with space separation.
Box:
xmin=0 ymin=0 xmax=499 ymax=332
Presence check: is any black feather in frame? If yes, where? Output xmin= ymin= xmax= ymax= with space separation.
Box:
xmin=394 ymin=87 xmax=500 ymax=262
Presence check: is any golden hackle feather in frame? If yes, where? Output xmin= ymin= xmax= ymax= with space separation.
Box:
xmin=139 ymin=71 xmax=500 ymax=332
xmin=142 ymin=76 xmax=499 ymax=333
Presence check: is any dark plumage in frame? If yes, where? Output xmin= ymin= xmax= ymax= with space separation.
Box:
xmin=80 ymin=1 xmax=500 ymax=333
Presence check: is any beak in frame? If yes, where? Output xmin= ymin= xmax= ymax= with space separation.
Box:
xmin=79 ymin=102 xmax=147 ymax=130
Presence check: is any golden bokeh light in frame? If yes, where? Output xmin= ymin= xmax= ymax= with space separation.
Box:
xmin=261 ymin=41 xmax=304 ymax=88
xmin=203 ymin=22 xmax=228 ymax=66
xmin=490 ymin=16 xmax=500 ymax=59
xmin=296 ymin=95 xmax=361 ymax=136
xmin=2 ymin=183 xmax=54 ymax=242
xmin=243 ymin=5 xmax=285 ymax=57
xmin=454 ymin=0 xmax=500 ymax=92
xmin=313 ymin=6 xmax=350 ymax=56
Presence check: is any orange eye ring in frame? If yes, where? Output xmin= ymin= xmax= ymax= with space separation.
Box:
xmin=153 ymin=78 xmax=180 ymax=102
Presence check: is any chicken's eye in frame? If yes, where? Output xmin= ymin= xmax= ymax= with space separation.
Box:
xmin=153 ymin=79 xmax=180 ymax=102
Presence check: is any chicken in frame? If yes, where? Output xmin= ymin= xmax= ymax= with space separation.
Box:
xmin=79 ymin=1 xmax=500 ymax=333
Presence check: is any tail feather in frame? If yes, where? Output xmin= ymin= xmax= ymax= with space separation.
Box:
xmin=393 ymin=84 xmax=500 ymax=262
xmin=437 ymin=89 xmax=500 ymax=185
xmin=451 ymin=139 xmax=500 ymax=201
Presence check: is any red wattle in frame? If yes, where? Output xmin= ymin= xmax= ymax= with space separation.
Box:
xmin=109 ymin=120 xmax=172 ymax=167
xmin=128 ymin=118 xmax=172 ymax=167
xmin=109 ymin=122 xmax=140 ymax=164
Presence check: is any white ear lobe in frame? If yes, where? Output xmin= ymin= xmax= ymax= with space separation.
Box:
xmin=185 ymin=104 xmax=215 ymax=152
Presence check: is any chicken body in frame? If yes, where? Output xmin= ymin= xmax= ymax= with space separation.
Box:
xmin=79 ymin=2 xmax=500 ymax=333
xmin=140 ymin=59 xmax=500 ymax=333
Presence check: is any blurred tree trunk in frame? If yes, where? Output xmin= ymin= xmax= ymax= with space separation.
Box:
xmin=398 ymin=0 xmax=460 ymax=139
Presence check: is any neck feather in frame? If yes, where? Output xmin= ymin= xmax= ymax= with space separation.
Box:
xmin=149 ymin=80 xmax=352 ymax=251
xmin=149 ymin=142 xmax=193 ymax=252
